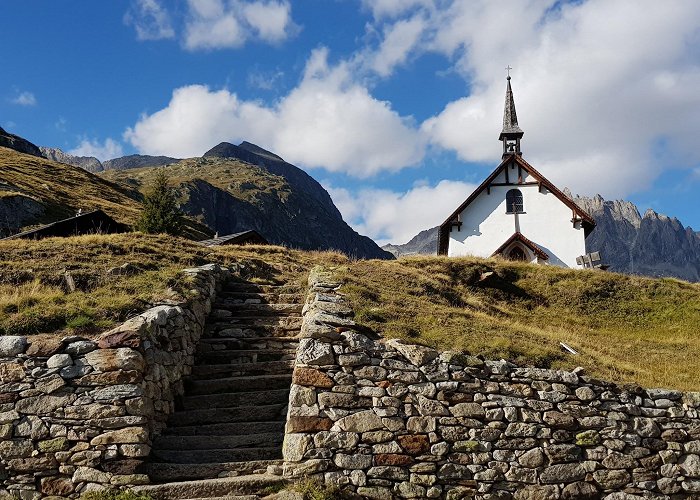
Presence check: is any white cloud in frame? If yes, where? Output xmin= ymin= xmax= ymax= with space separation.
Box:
xmin=183 ymin=0 xmax=298 ymax=50
xmin=369 ymin=15 xmax=426 ymax=77
xmin=124 ymin=48 xmax=426 ymax=176
xmin=374 ymin=0 xmax=700 ymax=197
xmin=11 ymin=91 xmax=37 ymax=106
xmin=124 ymin=0 xmax=175 ymax=41
xmin=241 ymin=1 xmax=297 ymax=43
xmin=69 ymin=138 xmax=124 ymax=161
xmin=325 ymin=179 xmax=477 ymax=245
xmin=357 ymin=1 xmax=700 ymax=198
xmin=361 ymin=0 xmax=434 ymax=20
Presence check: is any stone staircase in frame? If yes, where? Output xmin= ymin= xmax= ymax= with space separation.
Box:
xmin=135 ymin=280 xmax=303 ymax=499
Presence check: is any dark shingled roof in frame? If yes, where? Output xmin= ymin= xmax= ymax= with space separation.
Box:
xmin=499 ymin=77 xmax=524 ymax=141
xmin=1 ymin=209 xmax=127 ymax=241
xmin=198 ymin=230 xmax=268 ymax=247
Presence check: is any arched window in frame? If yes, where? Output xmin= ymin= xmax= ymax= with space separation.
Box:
xmin=508 ymin=246 xmax=526 ymax=261
xmin=506 ymin=189 xmax=523 ymax=214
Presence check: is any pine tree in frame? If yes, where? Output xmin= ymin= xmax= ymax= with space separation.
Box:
xmin=136 ymin=169 xmax=182 ymax=235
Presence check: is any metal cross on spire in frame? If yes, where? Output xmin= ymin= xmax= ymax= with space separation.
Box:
xmin=505 ymin=65 xmax=512 ymax=78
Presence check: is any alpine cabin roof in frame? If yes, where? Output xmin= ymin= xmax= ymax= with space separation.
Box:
xmin=437 ymin=153 xmax=596 ymax=255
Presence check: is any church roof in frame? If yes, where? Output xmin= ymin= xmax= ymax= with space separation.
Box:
xmin=491 ymin=232 xmax=549 ymax=260
xmin=437 ymin=153 xmax=596 ymax=255
xmin=499 ymin=77 xmax=524 ymax=141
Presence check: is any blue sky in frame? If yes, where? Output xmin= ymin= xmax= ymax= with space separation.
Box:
xmin=2 ymin=0 xmax=700 ymax=245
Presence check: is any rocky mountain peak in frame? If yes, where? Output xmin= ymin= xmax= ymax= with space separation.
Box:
xmin=39 ymin=147 xmax=103 ymax=173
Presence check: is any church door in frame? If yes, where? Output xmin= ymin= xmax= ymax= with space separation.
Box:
xmin=508 ymin=246 xmax=526 ymax=261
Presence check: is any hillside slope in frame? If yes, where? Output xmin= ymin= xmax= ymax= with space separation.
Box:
xmin=0 ymin=234 xmax=696 ymax=390
xmin=0 ymin=147 xmax=211 ymax=239
xmin=0 ymin=146 xmax=141 ymax=236
xmin=103 ymin=150 xmax=392 ymax=259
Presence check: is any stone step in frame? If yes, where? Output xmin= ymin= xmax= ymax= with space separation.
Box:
xmin=145 ymin=459 xmax=281 ymax=483
xmin=191 ymin=361 xmax=295 ymax=379
xmin=185 ymin=374 xmax=292 ymax=395
xmin=223 ymin=283 xmax=300 ymax=293
xmin=179 ymin=389 xmax=289 ymax=410
xmin=205 ymin=316 xmax=303 ymax=332
xmin=196 ymin=349 xmax=297 ymax=364
xmin=153 ymin=432 xmax=283 ymax=450
xmin=197 ymin=337 xmax=299 ymax=352
xmin=216 ymin=292 xmax=300 ymax=304
xmin=163 ymin=421 xmax=285 ymax=437
xmin=211 ymin=304 xmax=304 ymax=316
xmin=133 ymin=473 xmax=286 ymax=499
xmin=168 ymin=404 xmax=287 ymax=426
xmin=150 ymin=447 xmax=282 ymax=465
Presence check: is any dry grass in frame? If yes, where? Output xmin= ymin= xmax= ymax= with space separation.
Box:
xmin=337 ymin=256 xmax=700 ymax=391
xmin=0 ymin=146 xmax=141 ymax=225
xmin=0 ymin=232 xmax=697 ymax=391
xmin=0 ymin=233 xmax=346 ymax=337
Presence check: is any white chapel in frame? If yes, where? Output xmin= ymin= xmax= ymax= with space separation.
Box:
xmin=438 ymin=76 xmax=596 ymax=268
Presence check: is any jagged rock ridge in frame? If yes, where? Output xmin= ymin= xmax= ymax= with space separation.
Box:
xmin=572 ymin=194 xmax=700 ymax=282
xmin=38 ymin=147 xmax=179 ymax=173
xmin=102 ymin=154 xmax=179 ymax=171
xmin=384 ymin=194 xmax=700 ymax=282
xmin=40 ymin=147 xmax=103 ymax=173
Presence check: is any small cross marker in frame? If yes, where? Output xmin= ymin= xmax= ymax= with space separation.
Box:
xmin=505 ymin=65 xmax=512 ymax=77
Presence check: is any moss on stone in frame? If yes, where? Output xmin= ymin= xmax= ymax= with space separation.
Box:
xmin=38 ymin=437 xmax=68 ymax=453
xmin=575 ymin=430 xmax=600 ymax=447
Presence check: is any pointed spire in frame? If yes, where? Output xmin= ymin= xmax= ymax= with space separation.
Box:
xmin=500 ymin=76 xmax=524 ymax=139
xmin=499 ymin=73 xmax=524 ymax=156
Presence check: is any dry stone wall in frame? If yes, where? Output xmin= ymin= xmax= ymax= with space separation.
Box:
xmin=282 ymin=267 xmax=700 ymax=499
xmin=0 ymin=263 xmax=229 ymax=498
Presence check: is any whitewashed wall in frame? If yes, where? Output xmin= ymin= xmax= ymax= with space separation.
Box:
xmin=447 ymin=165 xmax=586 ymax=268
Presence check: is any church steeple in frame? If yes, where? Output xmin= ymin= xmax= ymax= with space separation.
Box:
xmin=499 ymin=72 xmax=524 ymax=157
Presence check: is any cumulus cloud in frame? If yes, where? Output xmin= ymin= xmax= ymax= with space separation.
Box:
xmin=11 ymin=91 xmax=37 ymax=106
xmin=183 ymin=0 xmax=298 ymax=50
xmin=325 ymin=179 xmax=476 ymax=245
xmin=124 ymin=0 xmax=175 ymax=40
xmin=353 ymin=1 xmax=700 ymax=198
xmin=69 ymin=138 xmax=124 ymax=161
xmin=125 ymin=48 xmax=426 ymax=176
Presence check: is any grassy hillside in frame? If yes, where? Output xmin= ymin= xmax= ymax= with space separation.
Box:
xmin=338 ymin=257 xmax=700 ymax=391
xmin=0 ymin=233 xmax=697 ymax=391
xmin=101 ymin=156 xmax=291 ymax=206
xmin=0 ymin=147 xmax=211 ymax=239
xmin=0 ymin=146 xmax=141 ymax=224
xmin=0 ymin=233 xmax=343 ymax=337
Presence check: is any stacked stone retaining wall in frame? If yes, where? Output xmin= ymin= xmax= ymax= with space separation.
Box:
xmin=282 ymin=267 xmax=700 ymax=499
xmin=0 ymin=263 xmax=229 ymax=498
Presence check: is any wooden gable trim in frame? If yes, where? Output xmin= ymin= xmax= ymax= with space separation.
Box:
xmin=438 ymin=153 xmax=596 ymax=255
xmin=491 ymin=232 xmax=549 ymax=260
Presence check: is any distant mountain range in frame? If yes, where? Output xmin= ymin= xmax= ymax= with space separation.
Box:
xmin=39 ymin=147 xmax=178 ymax=172
xmin=383 ymin=194 xmax=700 ymax=282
